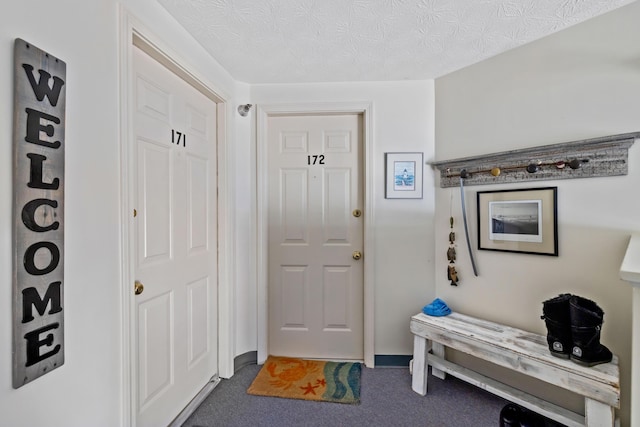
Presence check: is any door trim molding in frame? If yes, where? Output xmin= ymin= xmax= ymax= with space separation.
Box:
xmin=256 ymin=102 xmax=375 ymax=367
xmin=118 ymin=7 xmax=234 ymax=426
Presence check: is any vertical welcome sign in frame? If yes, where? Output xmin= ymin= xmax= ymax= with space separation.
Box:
xmin=12 ymin=39 xmax=66 ymax=388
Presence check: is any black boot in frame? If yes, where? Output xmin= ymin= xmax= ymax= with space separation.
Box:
xmin=541 ymin=294 xmax=572 ymax=359
xmin=569 ymin=295 xmax=613 ymax=367
xmin=499 ymin=403 xmax=546 ymax=427
xmin=499 ymin=403 xmax=523 ymax=426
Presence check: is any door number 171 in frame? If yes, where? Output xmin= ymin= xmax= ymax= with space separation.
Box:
xmin=307 ymin=154 xmax=325 ymax=165
xmin=172 ymin=129 xmax=186 ymax=147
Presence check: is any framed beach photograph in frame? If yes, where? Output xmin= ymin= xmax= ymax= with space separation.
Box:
xmin=384 ymin=152 xmax=423 ymax=199
xmin=477 ymin=187 xmax=558 ymax=256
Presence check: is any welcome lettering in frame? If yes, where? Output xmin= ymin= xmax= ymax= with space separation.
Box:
xmin=13 ymin=39 xmax=66 ymax=388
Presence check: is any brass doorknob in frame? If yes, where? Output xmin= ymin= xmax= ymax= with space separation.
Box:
xmin=134 ymin=280 xmax=144 ymax=295
xmin=352 ymin=251 xmax=362 ymax=260
xmin=352 ymin=209 xmax=362 ymax=218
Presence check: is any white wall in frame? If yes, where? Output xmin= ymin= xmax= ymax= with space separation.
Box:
xmin=251 ymin=81 xmax=436 ymax=356
xmin=434 ymin=2 xmax=640 ymax=424
xmin=233 ymin=82 xmax=256 ymax=357
xmin=0 ymin=1 xmax=241 ymax=426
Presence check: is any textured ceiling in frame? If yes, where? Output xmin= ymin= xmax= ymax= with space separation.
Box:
xmin=158 ymin=0 xmax=635 ymax=83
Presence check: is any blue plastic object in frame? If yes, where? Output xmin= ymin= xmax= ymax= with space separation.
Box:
xmin=422 ymin=298 xmax=451 ymax=317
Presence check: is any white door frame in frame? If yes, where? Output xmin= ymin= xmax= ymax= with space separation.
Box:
xmin=118 ymin=8 xmax=235 ymax=426
xmin=256 ymin=102 xmax=375 ymax=367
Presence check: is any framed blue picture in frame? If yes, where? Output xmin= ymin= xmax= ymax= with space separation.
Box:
xmin=385 ymin=152 xmax=423 ymax=199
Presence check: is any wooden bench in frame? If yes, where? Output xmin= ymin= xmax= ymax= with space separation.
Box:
xmin=410 ymin=312 xmax=620 ymax=427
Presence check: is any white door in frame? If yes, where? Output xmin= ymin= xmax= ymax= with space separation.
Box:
xmin=268 ymin=114 xmax=364 ymax=360
xmin=132 ymin=45 xmax=218 ymax=427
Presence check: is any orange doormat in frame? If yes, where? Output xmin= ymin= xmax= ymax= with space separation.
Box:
xmin=247 ymin=356 xmax=361 ymax=404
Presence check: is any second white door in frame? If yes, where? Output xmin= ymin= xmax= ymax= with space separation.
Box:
xmin=268 ymin=114 xmax=364 ymax=360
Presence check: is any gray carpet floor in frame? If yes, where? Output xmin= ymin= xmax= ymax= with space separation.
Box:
xmin=182 ymin=364 xmax=508 ymax=426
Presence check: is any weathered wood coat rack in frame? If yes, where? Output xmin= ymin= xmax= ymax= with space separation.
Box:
xmin=430 ymin=132 xmax=639 ymax=188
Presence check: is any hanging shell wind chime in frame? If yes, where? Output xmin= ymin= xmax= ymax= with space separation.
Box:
xmin=447 ymin=216 xmax=459 ymax=286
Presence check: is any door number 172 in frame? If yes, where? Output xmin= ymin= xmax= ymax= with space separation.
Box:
xmin=307 ymin=154 xmax=325 ymax=165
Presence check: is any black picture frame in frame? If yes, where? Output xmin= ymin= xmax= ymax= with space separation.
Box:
xmin=477 ymin=187 xmax=558 ymax=256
